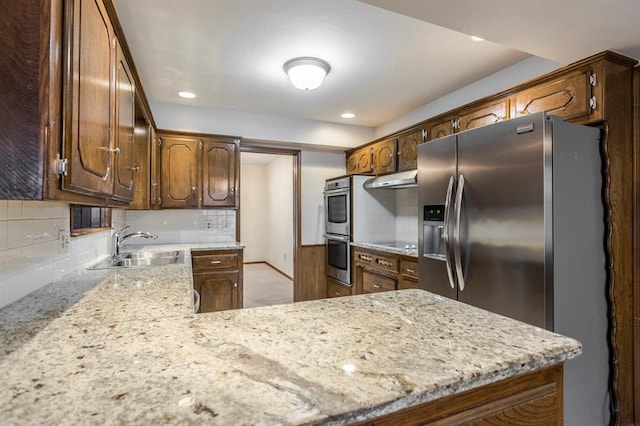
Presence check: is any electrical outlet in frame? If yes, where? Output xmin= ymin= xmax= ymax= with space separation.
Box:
xmin=205 ymin=220 xmax=214 ymax=230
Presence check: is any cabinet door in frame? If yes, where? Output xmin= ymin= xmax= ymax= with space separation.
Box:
xmin=129 ymin=120 xmax=150 ymax=209
xmin=362 ymin=269 xmax=396 ymax=293
xmin=159 ymin=136 xmax=199 ymax=208
xmin=511 ymin=68 xmax=596 ymax=122
xmin=63 ymin=0 xmax=115 ymax=197
xmin=397 ymin=129 xmax=422 ymax=171
xmin=458 ymin=100 xmax=509 ymax=132
xmin=327 ymin=277 xmax=352 ymax=298
xmin=398 ymin=276 xmax=419 ymax=290
xmin=202 ymin=139 xmax=238 ymax=208
xmin=111 ymin=39 xmax=135 ymax=202
xmin=356 ymin=147 xmax=373 ymax=173
xmin=426 ymin=116 xmax=455 ymax=142
xmin=194 ymin=272 xmax=240 ymax=312
xmin=346 ymin=152 xmax=358 ymax=175
xmin=372 ymin=139 xmax=396 ymax=175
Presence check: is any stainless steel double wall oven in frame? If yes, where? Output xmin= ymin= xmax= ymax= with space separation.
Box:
xmin=324 ymin=176 xmax=351 ymax=285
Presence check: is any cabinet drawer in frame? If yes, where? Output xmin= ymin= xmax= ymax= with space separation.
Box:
xmin=400 ymin=260 xmax=418 ymax=279
xmin=399 ymin=276 xmax=419 ymax=290
xmin=192 ymin=251 xmax=239 ymax=271
xmin=327 ymin=278 xmax=352 ymax=298
xmin=362 ymin=270 xmax=396 ymax=293
xmin=354 ymin=250 xmax=399 ymax=273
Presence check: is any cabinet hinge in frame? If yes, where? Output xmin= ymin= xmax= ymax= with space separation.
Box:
xmin=158 ymin=196 xmax=162 ymax=206
xmin=55 ymin=153 xmax=69 ymax=176
xmin=452 ymin=119 xmax=460 ymax=130
xmin=589 ymin=73 xmax=597 ymax=87
xmin=112 ymin=37 xmax=116 ymax=49
xmin=421 ymin=129 xmax=426 ymax=142
xmin=158 ymin=138 xmax=162 ymax=147
xmin=199 ymin=141 xmax=203 ymax=149
xmin=590 ymin=96 xmax=597 ymax=110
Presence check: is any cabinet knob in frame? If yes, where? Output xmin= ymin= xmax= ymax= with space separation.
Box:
xmin=233 ymin=282 xmax=238 ymax=288
xmin=335 ymin=292 xmax=340 ymax=297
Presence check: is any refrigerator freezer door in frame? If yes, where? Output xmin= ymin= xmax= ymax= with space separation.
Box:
xmin=455 ymin=114 xmax=549 ymax=328
xmin=418 ymin=135 xmax=457 ymax=300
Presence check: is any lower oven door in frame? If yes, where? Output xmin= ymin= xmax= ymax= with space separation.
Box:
xmin=325 ymin=233 xmax=351 ymax=285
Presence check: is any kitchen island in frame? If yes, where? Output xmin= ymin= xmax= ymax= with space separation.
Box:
xmin=0 ymin=245 xmax=581 ymax=424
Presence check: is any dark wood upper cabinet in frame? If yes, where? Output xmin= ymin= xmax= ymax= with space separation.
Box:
xmin=157 ymin=132 xmax=240 ymax=209
xmin=111 ymin=38 xmax=136 ymax=202
xmin=426 ymin=115 xmax=456 ymax=142
xmin=511 ymin=67 xmax=597 ymax=124
xmin=159 ymin=136 xmax=199 ymax=208
xmin=62 ymin=0 xmax=115 ymax=197
xmin=202 ymin=138 xmax=239 ymax=208
xmin=396 ymin=128 xmax=422 ymax=171
xmin=346 ymin=146 xmax=373 ymax=175
xmin=458 ymin=100 xmax=509 ymax=132
xmin=372 ymin=138 xmax=396 ymax=175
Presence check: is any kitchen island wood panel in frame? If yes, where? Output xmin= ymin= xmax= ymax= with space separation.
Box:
xmin=296 ymin=244 xmax=326 ymax=301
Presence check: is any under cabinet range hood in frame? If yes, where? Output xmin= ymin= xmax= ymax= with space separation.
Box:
xmin=363 ymin=170 xmax=417 ymax=189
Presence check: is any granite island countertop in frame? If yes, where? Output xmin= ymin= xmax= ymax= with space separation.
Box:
xmin=0 ymin=243 xmax=580 ymax=425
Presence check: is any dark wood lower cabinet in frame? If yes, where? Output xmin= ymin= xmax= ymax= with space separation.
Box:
xmin=326 ymin=277 xmax=352 ymax=298
xmin=357 ymin=364 xmax=563 ymax=426
xmin=353 ymin=248 xmax=417 ymax=295
xmin=191 ymin=249 xmax=243 ymax=313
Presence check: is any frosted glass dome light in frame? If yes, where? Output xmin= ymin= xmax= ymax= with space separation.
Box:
xmin=283 ymin=57 xmax=331 ymax=91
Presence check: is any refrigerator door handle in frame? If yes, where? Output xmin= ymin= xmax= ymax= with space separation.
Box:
xmin=443 ymin=176 xmax=456 ymax=289
xmin=453 ymin=174 xmax=466 ymax=291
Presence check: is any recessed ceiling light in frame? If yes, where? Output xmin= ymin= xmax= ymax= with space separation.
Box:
xmin=470 ymin=36 xmax=485 ymax=42
xmin=178 ymin=91 xmax=196 ymax=99
xmin=341 ymin=112 xmax=356 ymax=119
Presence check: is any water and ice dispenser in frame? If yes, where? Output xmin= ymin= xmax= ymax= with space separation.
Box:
xmin=422 ymin=204 xmax=446 ymax=260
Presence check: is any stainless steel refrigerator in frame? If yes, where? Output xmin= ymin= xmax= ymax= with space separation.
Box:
xmin=418 ymin=112 xmax=609 ymax=425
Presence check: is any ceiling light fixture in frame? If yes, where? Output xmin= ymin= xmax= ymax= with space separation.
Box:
xmin=283 ymin=57 xmax=331 ymax=91
xmin=178 ymin=91 xmax=196 ymax=99
xmin=341 ymin=112 xmax=356 ymax=119
xmin=470 ymin=36 xmax=485 ymax=42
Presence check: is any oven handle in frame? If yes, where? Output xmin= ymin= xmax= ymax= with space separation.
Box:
xmin=324 ymin=234 xmax=350 ymax=242
xmin=323 ymin=188 xmax=350 ymax=196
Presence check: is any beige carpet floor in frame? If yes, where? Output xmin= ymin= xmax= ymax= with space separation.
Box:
xmin=243 ymin=263 xmax=293 ymax=309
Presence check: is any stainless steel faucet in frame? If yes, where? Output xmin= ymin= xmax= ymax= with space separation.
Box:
xmin=111 ymin=225 xmax=158 ymax=259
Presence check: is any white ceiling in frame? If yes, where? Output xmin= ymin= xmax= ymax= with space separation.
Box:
xmin=112 ymin=0 xmax=639 ymax=129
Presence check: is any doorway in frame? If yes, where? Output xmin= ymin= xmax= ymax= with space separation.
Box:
xmin=239 ymin=144 xmax=301 ymax=308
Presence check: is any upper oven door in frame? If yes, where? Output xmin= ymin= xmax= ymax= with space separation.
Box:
xmin=324 ymin=187 xmax=350 ymax=236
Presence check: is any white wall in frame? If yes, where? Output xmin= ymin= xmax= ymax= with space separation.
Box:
xmin=266 ymin=156 xmax=294 ymax=276
xmin=0 ymin=201 xmax=123 ymax=309
xmin=301 ymin=150 xmax=346 ymax=245
xmin=151 ymin=101 xmax=374 ymax=149
xmin=240 ymin=164 xmax=268 ymax=262
xmin=375 ymin=56 xmax=561 ymax=138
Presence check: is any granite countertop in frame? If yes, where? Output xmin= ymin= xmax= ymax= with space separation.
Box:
xmin=351 ymin=241 xmax=418 ymax=258
xmin=0 ymin=243 xmax=580 ymax=425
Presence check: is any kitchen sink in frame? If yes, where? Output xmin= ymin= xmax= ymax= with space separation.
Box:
xmin=89 ymin=250 xmax=185 ymax=269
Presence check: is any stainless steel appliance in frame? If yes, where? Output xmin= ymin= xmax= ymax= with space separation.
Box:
xmin=418 ymin=112 xmax=608 ymax=425
xmin=324 ymin=176 xmax=350 ymax=236
xmin=324 ymin=176 xmax=352 ymax=285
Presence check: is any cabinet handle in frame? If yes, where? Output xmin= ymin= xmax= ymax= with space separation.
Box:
xmin=335 ymin=292 xmax=340 ymax=297
xmin=373 ymin=284 xmax=381 ymax=289
xmin=102 ymin=147 xmax=120 ymax=154
xmin=210 ymin=260 xmax=222 ymax=264
xmin=233 ymin=282 xmax=238 ymax=288
xmin=406 ymin=268 xmax=415 ymax=273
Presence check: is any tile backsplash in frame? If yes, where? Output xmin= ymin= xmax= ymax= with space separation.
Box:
xmin=125 ymin=209 xmax=236 ymax=245
xmin=395 ymin=188 xmax=418 ymax=243
xmin=0 ymin=200 xmax=113 ymax=309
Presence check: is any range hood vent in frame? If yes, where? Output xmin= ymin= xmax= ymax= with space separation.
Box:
xmin=363 ymin=169 xmax=417 ymax=189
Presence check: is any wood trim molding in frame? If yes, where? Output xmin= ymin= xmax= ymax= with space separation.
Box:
xmin=238 ymin=142 xmax=302 ymax=302
xmin=633 ymin=65 xmax=640 ymax=426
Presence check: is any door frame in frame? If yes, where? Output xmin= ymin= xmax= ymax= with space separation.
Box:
xmin=239 ymin=141 xmax=301 ymax=297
